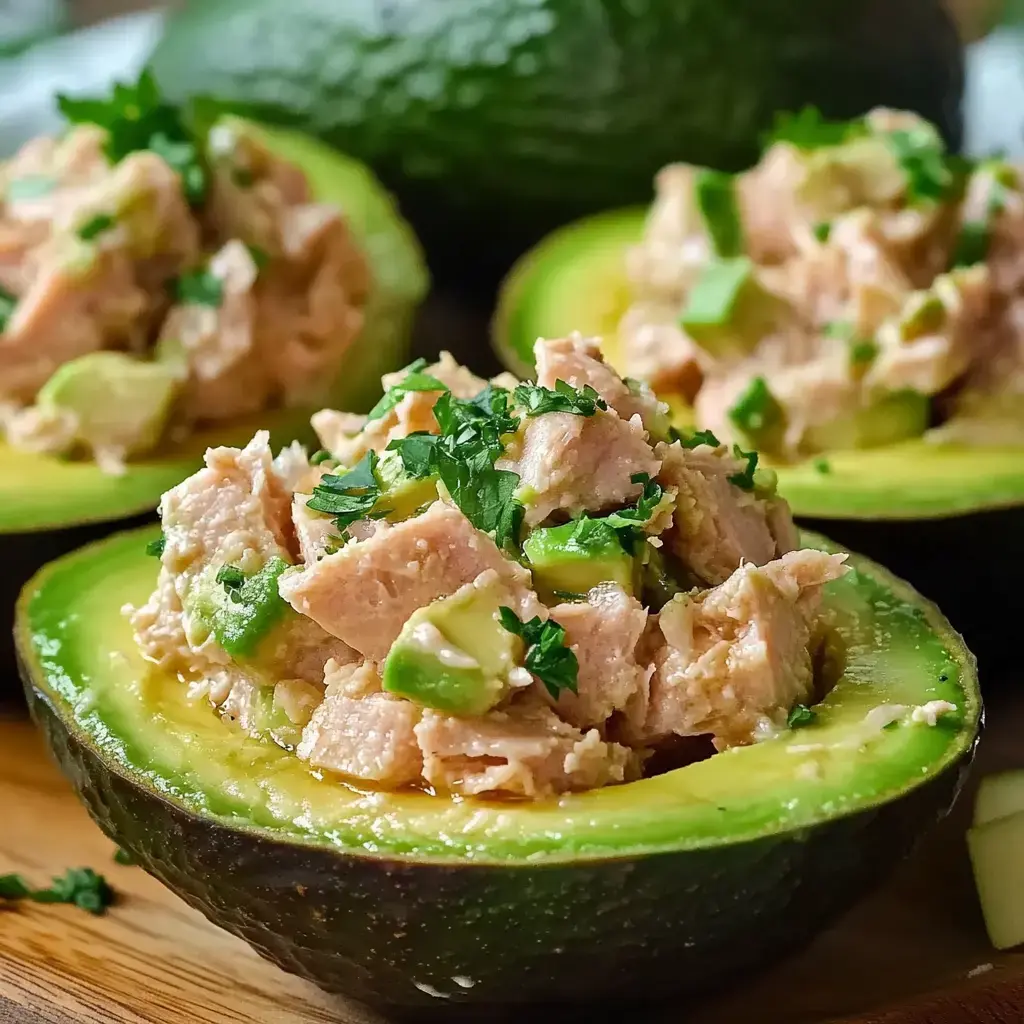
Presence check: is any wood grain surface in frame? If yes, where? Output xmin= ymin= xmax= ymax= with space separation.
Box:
xmin=0 ymin=690 xmax=1022 ymax=1024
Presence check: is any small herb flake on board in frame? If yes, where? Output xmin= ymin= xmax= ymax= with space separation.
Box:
xmin=0 ymin=868 xmax=115 ymax=915
xmin=113 ymin=848 xmax=136 ymax=866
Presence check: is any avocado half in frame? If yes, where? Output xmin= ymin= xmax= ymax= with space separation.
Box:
xmin=492 ymin=209 xmax=1024 ymax=672
xmin=17 ymin=524 xmax=980 ymax=1010
xmin=0 ymin=117 xmax=428 ymax=678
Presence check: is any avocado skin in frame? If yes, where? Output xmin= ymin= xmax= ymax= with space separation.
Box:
xmin=148 ymin=0 xmax=964 ymax=290
xmin=22 ymin=660 xmax=974 ymax=1011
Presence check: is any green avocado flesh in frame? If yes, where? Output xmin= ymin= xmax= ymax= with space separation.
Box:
xmin=17 ymin=525 xmax=979 ymax=1005
xmin=0 ymin=117 xmax=427 ymax=536
xmin=493 ymin=208 xmax=1024 ymax=520
xmin=20 ymin=525 xmax=977 ymax=861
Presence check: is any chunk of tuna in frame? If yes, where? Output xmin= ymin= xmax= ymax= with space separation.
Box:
xmin=298 ymin=692 xmax=423 ymax=787
xmin=656 ymin=441 xmax=797 ymax=585
xmin=633 ymin=550 xmax=849 ymax=749
xmin=279 ymin=502 xmax=534 ymax=661
xmin=292 ymin=492 xmax=339 ymax=564
xmin=500 ymin=409 xmax=660 ymax=526
xmin=534 ymin=333 xmax=671 ymax=431
xmin=619 ymin=303 xmax=705 ymax=399
xmin=548 ymin=585 xmax=650 ymax=731
xmin=414 ymin=704 xmax=638 ymax=798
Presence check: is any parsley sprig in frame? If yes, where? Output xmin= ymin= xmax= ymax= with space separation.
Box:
xmin=512 ymin=379 xmax=608 ymax=417
xmin=58 ymin=70 xmax=208 ymax=205
xmin=0 ymin=868 xmax=115 ymax=915
xmin=766 ymin=106 xmax=865 ymax=151
xmin=600 ymin=473 xmax=665 ymax=553
xmin=674 ymin=428 xmax=722 ymax=449
xmin=498 ymin=608 xmax=579 ymax=699
xmin=307 ymin=450 xmax=386 ymax=540
xmin=145 ymin=533 xmax=166 ymax=558
xmin=787 ymin=704 xmax=817 ymax=728
xmin=727 ymin=445 xmax=760 ymax=491
xmin=367 ymin=359 xmax=448 ymax=421
xmin=176 ymin=268 xmax=223 ymax=307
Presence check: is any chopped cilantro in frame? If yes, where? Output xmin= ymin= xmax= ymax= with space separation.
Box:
xmin=113 ymin=848 xmax=136 ymax=866
xmin=6 ymin=175 xmax=57 ymax=202
xmin=148 ymin=131 xmax=207 ymax=204
xmin=512 ymin=379 xmax=608 ymax=417
xmin=694 ymin=168 xmax=744 ymax=258
xmin=232 ymin=167 xmax=255 ymax=188
xmin=813 ymin=457 xmax=832 ymax=475
xmin=309 ymin=449 xmax=334 ymax=466
xmin=367 ymin=358 xmax=448 ymax=421
xmin=176 ymin=269 xmax=223 ymax=308
xmin=245 ymin=243 xmax=270 ymax=271
xmin=727 ymin=445 xmax=759 ymax=491
xmin=58 ymin=70 xmax=208 ymax=204
xmin=145 ymin=533 xmax=166 ymax=558
xmin=680 ymin=256 xmax=752 ymax=329
xmin=215 ymin=565 xmax=246 ymax=592
xmin=307 ymin=450 xmax=382 ymax=538
xmin=0 ymin=284 xmax=16 ymax=332
xmin=498 ymin=607 xmax=579 ymax=699
xmin=386 ymin=432 xmax=440 ymax=479
xmin=849 ymin=339 xmax=880 ymax=367
xmin=787 ymin=704 xmax=817 ymax=728
xmin=0 ymin=868 xmax=115 ymax=915
xmin=882 ymin=126 xmax=952 ymax=204
xmin=813 ymin=221 xmax=831 ymax=243
xmin=951 ymin=221 xmax=990 ymax=268
xmin=678 ymin=428 xmax=722 ymax=449
xmin=602 ymin=473 xmax=666 ymax=553
xmin=77 ymin=212 xmax=116 ymax=242
xmin=766 ymin=106 xmax=865 ymax=151
xmin=727 ymin=376 xmax=783 ymax=439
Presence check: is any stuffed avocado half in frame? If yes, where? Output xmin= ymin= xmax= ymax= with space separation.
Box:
xmin=18 ymin=339 xmax=979 ymax=1007
xmin=493 ymin=109 xmax=1024 ymax=522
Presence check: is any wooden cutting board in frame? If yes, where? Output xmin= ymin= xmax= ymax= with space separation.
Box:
xmin=1 ymin=692 xmax=1022 ymax=1024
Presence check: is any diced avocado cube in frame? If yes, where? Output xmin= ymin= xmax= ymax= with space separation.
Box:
xmin=968 ymin=810 xmax=1024 ymax=950
xmin=187 ymin=556 xmax=291 ymax=659
xmin=374 ymin=447 xmax=439 ymax=521
xmin=36 ymin=351 xmax=183 ymax=458
xmin=898 ymin=292 xmax=946 ymax=341
xmin=975 ymin=770 xmax=1024 ymax=827
xmin=382 ymin=579 xmax=524 ymax=715
xmin=523 ymin=518 xmax=635 ymax=602
xmin=680 ymin=257 xmax=782 ymax=360
xmin=694 ymin=169 xmax=743 ymax=257
xmin=802 ymin=390 xmax=928 ymax=453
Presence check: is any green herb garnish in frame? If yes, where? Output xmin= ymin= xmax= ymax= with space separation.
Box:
xmin=215 ymin=564 xmax=246 ymax=592
xmin=882 ymin=126 xmax=952 ymax=204
xmin=678 ymin=428 xmax=722 ymax=449
xmin=309 ymin=449 xmax=334 ymax=466
xmin=951 ymin=221 xmax=990 ymax=269
xmin=601 ymin=473 xmax=666 ymax=553
xmin=367 ymin=358 xmax=449 ymax=421
xmin=512 ymin=379 xmax=608 ymax=417
xmin=766 ymin=106 xmax=865 ymax=151
xmin=813 ymin=457 xmax=832 ymax=475
xmin=0 ymin=868 xmax=115 ymax=915
xmin=145 ymin=533 xmax=166 ymax=558
xmin=6 ymin=175 xmax=57 ymax=202
xmin=77 ymin=212 xmax=116 ymax=241
xmin=680 ymin=256 xmax=752 ymax=329
xmin=727 ymin=376 xmax=783 ymax=439
xmin=307 ymin=450 xmax=383 ymax=538
xmin=386 ymin=432 xmax=440 ymax=479
xmin=113 ymin=848 xmax=136 ymax=866
xmin=0 ymin=284 xmax=16 ymax=332
xmin=727 ymin=445 xmax=760 ymax=491
xmin=813 ymin=221 xmax=831 ymax=243
xmin=694 ymin=168 xmax=744 ymax=257
xmin=58 ymin=70 xmax=207 ymax=204
xmin=176 ymin=269 xmax=223 ymax=308
xmin=787 ymin=704 xmax=817 ymax=728
xmin=498 ymin=607 xmax=579 ymax=699
xmin=849 ymin=339 xmax=880 ymax=366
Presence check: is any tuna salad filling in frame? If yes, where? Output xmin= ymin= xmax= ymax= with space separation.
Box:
xmin=621 ymin=106 xmax=1024 ymax=457
xmin=0 ymin=74 xmax=369 ymax=473
xmin=132 ymin=335 xmax=851 ymax=800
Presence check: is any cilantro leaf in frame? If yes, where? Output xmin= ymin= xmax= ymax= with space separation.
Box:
xmin=849 ymin=339 xmax=879 ymax=367
xmin=307 ymin=450 xmax=382 ymax=537
xmin=113 ymin=848 xmax=136 ymax=866
xmin=677 ymin=428 xmax=722 ymax=449
xmin=727 ymin=376 xmax=784 ymax=440
xmin=951 ymin=221 xmax=990 ymax=269
xmin=0 ymin=874 xmax=32 ymax=899
xmin=145 ymin=533 xmax=166 ymax=558
xmin=0 ymin=284 xmax=16 ymax=332
xmin=882 ymin=126 xmax=952 ymax=204
xmin=77 ymin=212 xmax=116 ymax=242
xmin=148 ymin=132 xmax=207 ymax=205
xmin=512 ymin=379 xmax=608 ymax=417
xmin=813 ymin=457 xmax=832 ymax=475
xmin=176 ymin=269 xmax=223 ymax=307
xmin=601 ymin=473 xmax=666 ymax=553
xmin=386 ymin=432 xmax=439 ymax=479
xmin=215 ymin=565 xmax=245 ymax=590
xmin=727 ymin=445 xmax=760 ymax=491
xmin=367 ymin=359 xmax=449 ymax=421
xmin=7 ymin=175 xmax=57 ymax=202
xmin=766 ymin=106 xmax=866 ymax=151
xmin=694 ymin=168 xmax=744 ymax=257
xmin=813 ymin=221 xmax=831 ymax=243
xmin=787 ymin=704 xmax=817 ymax=728
xmin=498 ymin=607 xmax=579 ymax=699
xmin=1 ymin=868 xmax=115 ymax=915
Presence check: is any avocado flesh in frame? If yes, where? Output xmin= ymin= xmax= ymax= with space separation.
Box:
xmin=493 ymin=207 xmax=1024 ymax=520
xmin=17 ymin=525 xmax=978 ymax=1005
xmin=0 ymin=117 xmax=427 ymax=536
xmin=523 ymin=520 xmax=636 ymax=601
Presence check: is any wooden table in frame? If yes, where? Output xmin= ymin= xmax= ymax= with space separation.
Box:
xmin=0 ymin=690 xmax=1022 ymax=1024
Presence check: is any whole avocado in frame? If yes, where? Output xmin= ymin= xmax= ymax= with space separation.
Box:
xmin=148 ymin=0 xmax=964 ymax=289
